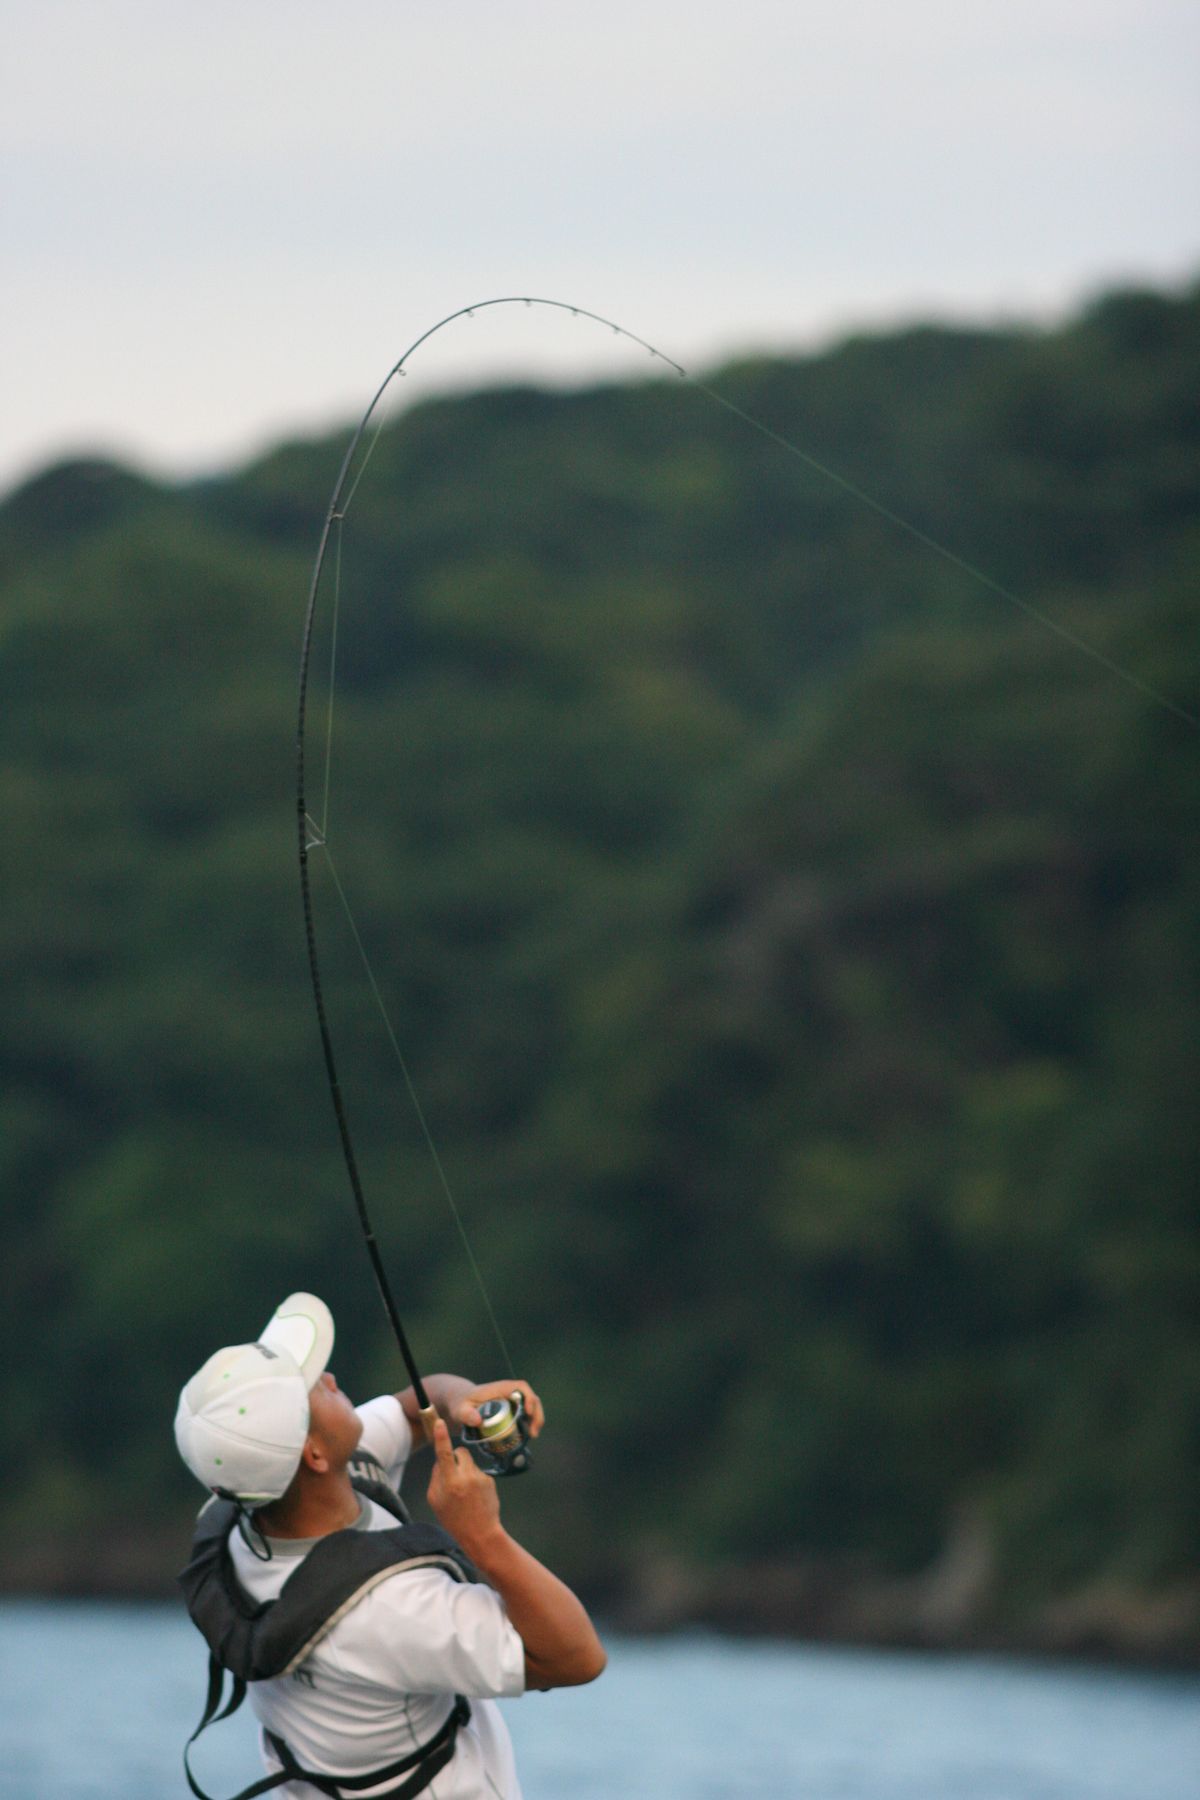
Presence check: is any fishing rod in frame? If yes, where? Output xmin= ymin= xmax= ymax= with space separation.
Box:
xmin=293 ymin=314 xmax=584 ymax=1475
xmin=296 ymin=293 xmax=1198 ymax=1472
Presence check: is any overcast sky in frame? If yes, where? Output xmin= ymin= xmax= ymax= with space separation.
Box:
xmin=4 ymin=1 xmax=1197 ymax=494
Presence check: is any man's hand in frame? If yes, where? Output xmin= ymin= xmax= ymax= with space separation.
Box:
xmin=395 ymin=1375 xmax=545 ymax=1444
xmin=452 ymin=1380 xmax=545 ymax=1439
xmin=426 ymin=1417 xmax=503 ymax=1552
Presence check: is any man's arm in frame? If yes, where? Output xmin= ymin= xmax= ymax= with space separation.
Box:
xmin=426 ymin=1417 xmax=606 ymax=1690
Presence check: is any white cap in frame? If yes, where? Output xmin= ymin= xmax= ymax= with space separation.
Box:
xmin=174 ymin=1292 xmax=335 ymax=1504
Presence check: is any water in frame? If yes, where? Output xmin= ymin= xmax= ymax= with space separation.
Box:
xmin=1 ymin=1600 xmax=1196 ymax=1799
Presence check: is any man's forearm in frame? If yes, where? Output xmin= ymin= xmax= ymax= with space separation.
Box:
xmin=423 ymin=1413 xmax=603 ymax=1690
xmin=458 ymin=1521 xmax=606 ymax=1689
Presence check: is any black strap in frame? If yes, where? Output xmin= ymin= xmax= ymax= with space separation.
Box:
xmin=183 ymin=1666 xmax=469 ymax=1800
xmin=184 ymin=1655 xmax=286 ymax=1800
xmin=264 ymin=1696 xmax=470 ymax=1798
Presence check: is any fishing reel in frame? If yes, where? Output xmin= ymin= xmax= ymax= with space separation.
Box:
xmin=461 ymin=1391 xmax=533 ymax=1478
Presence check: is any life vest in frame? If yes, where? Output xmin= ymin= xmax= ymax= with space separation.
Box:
xmin=178 ymin=1451 xmax=477 ymax=1800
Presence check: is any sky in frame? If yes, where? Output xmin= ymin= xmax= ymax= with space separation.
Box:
xmin=4 ymin=0 xmax=1198 ymax=495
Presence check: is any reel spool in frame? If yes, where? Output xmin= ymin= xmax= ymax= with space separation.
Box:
xmin=462 ymin=1391 xmax=533 ymax=1477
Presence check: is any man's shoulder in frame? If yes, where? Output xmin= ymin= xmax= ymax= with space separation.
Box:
xmin=354 ymin=1394 xmax=414 ymax=1476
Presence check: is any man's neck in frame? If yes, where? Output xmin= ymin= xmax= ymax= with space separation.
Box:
xmin=254 ymin=1471 xmax=361 ymax=1540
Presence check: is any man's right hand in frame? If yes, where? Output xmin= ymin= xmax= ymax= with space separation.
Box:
xmin=426 ymin=1416 xmax=503 ymax=1551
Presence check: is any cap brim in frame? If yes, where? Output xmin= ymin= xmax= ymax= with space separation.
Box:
xmin=258 ymin=1292 xmax=334 ymax=1388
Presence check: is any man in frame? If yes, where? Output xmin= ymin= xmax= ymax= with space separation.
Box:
xmin=174 ymin=1292 xmax=605 ymax=1799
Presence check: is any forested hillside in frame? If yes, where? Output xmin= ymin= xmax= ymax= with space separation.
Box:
xmin=2 ymin=281 xmax=1197 ymax=1660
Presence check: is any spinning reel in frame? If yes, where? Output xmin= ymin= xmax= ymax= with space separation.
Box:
xmin=461 ymin=1391 xmax=533 ymax=1477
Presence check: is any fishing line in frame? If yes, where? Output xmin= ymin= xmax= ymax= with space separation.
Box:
xmin=686 ymin=378 xmax=1200 ymax=731
xmin=320 ymin=841 xmax=517 ymax=1377
xmin=298 ymin=292 xmax=1197 ymax=1422
xmin=315 ymin=294 xmax=1198 ymax=731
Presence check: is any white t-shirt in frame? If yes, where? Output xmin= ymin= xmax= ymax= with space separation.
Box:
xmin=228 ymin=1396 xmax=526 ymax=1800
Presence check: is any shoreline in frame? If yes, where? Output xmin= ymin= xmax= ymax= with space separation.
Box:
xmin=5 ymin=1528 xmax=1197 ymax=1673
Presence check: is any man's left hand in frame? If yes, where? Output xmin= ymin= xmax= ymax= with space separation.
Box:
xmin=452 ymin=1380 xmax=544 ymax=1439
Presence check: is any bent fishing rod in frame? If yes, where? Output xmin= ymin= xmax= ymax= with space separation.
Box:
xmin=291 ymin=312 xmax=628 ymax=1476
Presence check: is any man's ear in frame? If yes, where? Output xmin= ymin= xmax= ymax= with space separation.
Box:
xmin=301 ymin=1433 xmax=331 ymax=1475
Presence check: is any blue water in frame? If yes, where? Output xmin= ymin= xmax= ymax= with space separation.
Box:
xmin=1 ymin=1600 xmax=1196 ymax=1799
